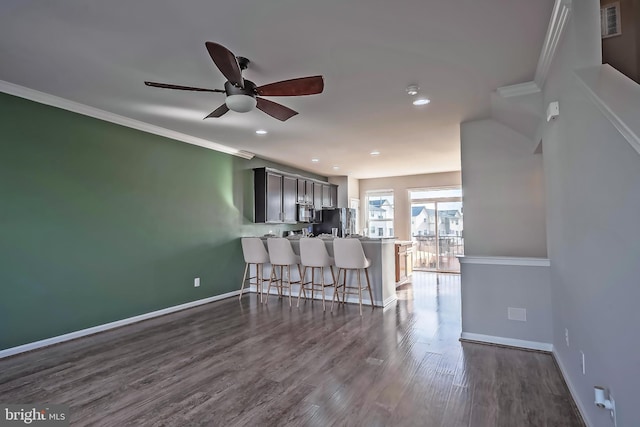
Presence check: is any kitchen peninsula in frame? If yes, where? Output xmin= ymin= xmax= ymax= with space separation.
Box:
xmin=255 ymin=236 xmax=397 ymax=307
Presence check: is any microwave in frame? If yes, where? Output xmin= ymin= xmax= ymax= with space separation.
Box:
xmin=297 ymin=204 xmax=315 ymax=223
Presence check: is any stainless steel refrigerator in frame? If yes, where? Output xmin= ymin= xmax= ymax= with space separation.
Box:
xmin=312 ymin=208 xmax=356 ymax=237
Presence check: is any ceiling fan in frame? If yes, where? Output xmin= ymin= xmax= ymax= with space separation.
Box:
xmin=144 ymin=42 xmax=324 ymax=121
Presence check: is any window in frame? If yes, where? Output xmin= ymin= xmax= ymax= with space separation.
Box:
xmin=365 ymin=190 xmax=394 ymax=237
xmin=601 ymin=2 xmax=621 ymax=38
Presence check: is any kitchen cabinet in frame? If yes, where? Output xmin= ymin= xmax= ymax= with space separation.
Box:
xmin=320 ymin=184 xmax=338 ymax=208
xmin=321 ymin=184 xmax=330 ymax=207
xmin=313 ymin=182 xmax=323 ymax=210
xmin=282 ymin=176 xmax=297 ymax=223
xmin=330 ymin=184 xmax=338 ymax=207
xmin=255 ymin=169 xmax=283 ymax=223
xmin=255 ymin=167 xmax=337 ymax=223
xmin=395 ymin=241 xmax=414 ymax=285
xmin=297 ymin=178 xmax=314 ymax=205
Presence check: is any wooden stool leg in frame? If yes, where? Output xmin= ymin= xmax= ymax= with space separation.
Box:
xmin=297 ymin=266 xmax=307 ymax=308
xmin=330 ymin=266 xmax=339 ymax=303
xmin=365 ymin=268 xmax=374 ymax=306
xmin=331 ymin=268 xmax=342 ymax=312
xmin=258 ymin=264 xmax=264 ymax=303
xmin=287 ymin=265 xmax=292 ymax=307
xmin=239 ymin=262 xmax=249 ymax=301
xmin=321 ymin=266 xmax=326 ymax=311
xmin=265 ymin=266 xmax=277 ymax=304
xmin=357 ymin=269 xmax=363 ymax=316
xmin=342 ymin=269 xmax=348 ymax=304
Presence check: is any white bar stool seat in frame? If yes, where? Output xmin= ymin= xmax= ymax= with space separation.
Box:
xmin=239 ymin=237 xmax=271 ymax=302
xmin=298 ymin=237 xmax=338 ymax=310
xmin=332 ymin=238 xmax=375 ymax=315
xmin=266 ymin=237 xmax=303 ymax=306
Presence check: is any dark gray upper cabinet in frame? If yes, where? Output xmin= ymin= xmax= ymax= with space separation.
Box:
xmin=321 ymin=184 xmax=331 ymax=207
xmin=297 ymin=178 xmax=314 ymax=204
xmin=313 ymin=182 xmax=323 ymax=210
xmin=254 ymin=169 xmax=283 ymax=223
xmin=322 ymin=184 xmax=339 ymax=208
xmin=282 ymin=176 xmax=297 ymax=223
xmin=254 ymin=167 xmax=336 ymax=223
xmin=330 ymin=184 xmax=338 ymax=208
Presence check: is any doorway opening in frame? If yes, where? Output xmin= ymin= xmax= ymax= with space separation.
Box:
xmin=410 ymin=187 xmax=463 ymax=273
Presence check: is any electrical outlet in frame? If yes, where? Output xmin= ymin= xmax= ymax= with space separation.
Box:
xmin=565 ymin=328 xmax=570 ymax=347
xmin=194 ymin=277 xmax=200 ymax=287
xmin=580 ymin=351 xmax=585 ymax=375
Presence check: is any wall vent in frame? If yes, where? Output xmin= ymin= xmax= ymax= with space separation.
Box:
xmin=507 ymin=307 xmax=527 ymax=322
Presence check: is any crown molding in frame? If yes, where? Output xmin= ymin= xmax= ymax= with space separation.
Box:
xmin=496 ymin=0 xmax=572 ymax=99
xmin=0 ymin=80 xmax=254 ymax=160
xmin=534 ymin=0 xmax=572 ymax=89
xmin=497 ymin=81 xmax=541 ymax=98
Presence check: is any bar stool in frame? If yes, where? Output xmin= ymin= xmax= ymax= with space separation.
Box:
xmin=239 ymin=237 xmax=271 ymax=302
xmin=298 ymin=237 xmax=337 ymax=310
xmin=332 ymin=238 xmax=375 ymax=315
xmin=266 ymin=237 xmax=303 ymax=306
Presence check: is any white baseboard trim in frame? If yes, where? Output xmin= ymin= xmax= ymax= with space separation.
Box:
xmin=383 ymin=295 xmax=398 ymax=308
xmin=460 ymin=332 xmax=553 ymax=352
xmin=0 ymin=290 xmax=241 ymax=359
xmin=553 ymin=350 xmax=592 ymax=427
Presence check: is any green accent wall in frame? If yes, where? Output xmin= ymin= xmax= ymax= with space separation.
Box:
xmin=0 ymin=92 xmax=324 ymax=350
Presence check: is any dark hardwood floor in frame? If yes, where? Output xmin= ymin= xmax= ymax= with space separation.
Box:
xmin=0 ymin=272 xmax=583 ymax=426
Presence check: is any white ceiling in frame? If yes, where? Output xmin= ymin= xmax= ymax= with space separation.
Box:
xmin=0 ymin=0 xmax=553 ymax=179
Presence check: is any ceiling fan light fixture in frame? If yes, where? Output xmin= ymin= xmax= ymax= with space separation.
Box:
xmin=225 ymin=94 xmax=257 ymax=113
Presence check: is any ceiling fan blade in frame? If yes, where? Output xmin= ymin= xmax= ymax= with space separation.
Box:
xmin=204 ymin=104 xmax=229 ymax=119
xmin=205 ymin=42 xmax=244 ymax=88
xmin=144 ymin=81 xmax=225 ymax=93
xmin=256 ymin=97 xmax=298 ymax=121
xmin=256 ymin=76 xmax=324 ymax=97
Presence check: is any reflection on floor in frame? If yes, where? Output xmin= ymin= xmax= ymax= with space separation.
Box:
xmin=0 ymin=272 xmax=583 ymax=426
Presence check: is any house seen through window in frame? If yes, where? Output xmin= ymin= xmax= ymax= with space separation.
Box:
xmin=365 ymin=191 xmax=394 ymax=237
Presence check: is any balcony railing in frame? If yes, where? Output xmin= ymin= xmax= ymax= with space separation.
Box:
xmin=412 ymin=235 xmax=464 ymax=272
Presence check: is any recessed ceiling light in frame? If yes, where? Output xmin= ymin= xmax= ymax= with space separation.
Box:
xmin=406 ymin=85 xmax=419 ymax=96
xmin=332 ymin=166 xmax=340 ymax=170
xmin=255 ymin=129 xmax=268 ymax=135
xmin=412 ymin=98 xmax=431 ymax=106
xmin=311 ymin=158 xmax=320 ymax=163
xmin=370 ymin=150 xmax=381 ymax=156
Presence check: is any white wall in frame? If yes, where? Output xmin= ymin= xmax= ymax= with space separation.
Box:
xmin=542 ymin=1 xmax=640 ymax=425
xmin=460 ymin=119 xmax=547 ymax=257
xmin=461 ymin=261 xmax=552 ymax=347
xmin=358 ymin=172 xmax=461 ymax=240
xmin=329 ymin=175 xmax=361 ymax=209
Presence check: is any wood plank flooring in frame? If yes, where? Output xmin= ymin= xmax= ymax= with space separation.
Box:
xmin=0 ymin=272 xmax=584 ymax=426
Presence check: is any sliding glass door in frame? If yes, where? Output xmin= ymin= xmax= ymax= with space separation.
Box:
xmin=410 ymin=188 xmax=463 ymax=273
